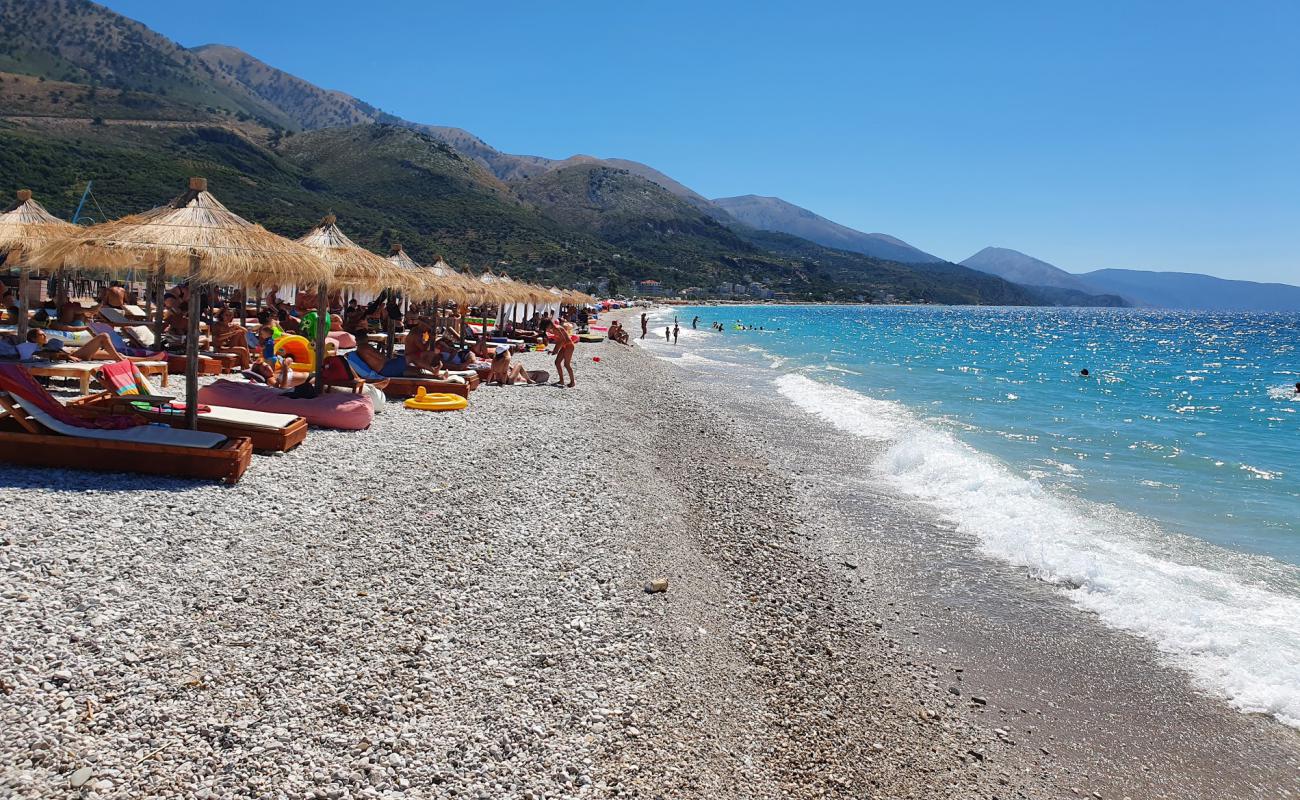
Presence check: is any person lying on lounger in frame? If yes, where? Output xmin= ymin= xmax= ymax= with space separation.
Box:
xmin=49 ymin=298 xmax=92 ymax=332
xmin=403 ymin=321 xmax=458 ymax=377
xmin=21 ymin=328 xmax=126 ymax=362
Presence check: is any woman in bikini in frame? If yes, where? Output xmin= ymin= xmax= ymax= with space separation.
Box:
xmin=551 ymin=321 xmax=575 ymax=388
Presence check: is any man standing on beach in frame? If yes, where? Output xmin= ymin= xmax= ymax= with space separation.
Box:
xmin=665 ymin=326 xmax=671 ymax=341
xmin=640 ymin=313 xmax=648 ymax=339
xmin=673 ymin=322 xmax=679 ymax=344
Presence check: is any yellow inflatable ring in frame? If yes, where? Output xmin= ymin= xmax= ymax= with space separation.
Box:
xmin=404 ymin=386 xmax=468 ymax=412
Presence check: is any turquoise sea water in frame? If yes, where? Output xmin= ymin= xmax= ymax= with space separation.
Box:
xmin=641 ymin=304 xmax=1300 ymax=727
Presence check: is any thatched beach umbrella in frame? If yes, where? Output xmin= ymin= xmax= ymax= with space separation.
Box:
xmin=297 ymin=215 xmax=413 ymax=386
xmin=28 ymin=177 xmax=331 ymax=429
xmin=0 ymin=190 xmax=76 ymax=339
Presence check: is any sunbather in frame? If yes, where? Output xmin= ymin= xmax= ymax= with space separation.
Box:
xmin=487 ymin=347 xmax=536 ymax=385
xmin=23 ymin=328 xmax=126 ymax=362
xmin=211 ymin=306 xmax=251 ymax=369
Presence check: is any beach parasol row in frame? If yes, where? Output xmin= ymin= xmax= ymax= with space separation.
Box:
xmin=14 ymin=177 xmax=598 ymax=425
xmin=0 ymin=190 xmax=77 ymax=339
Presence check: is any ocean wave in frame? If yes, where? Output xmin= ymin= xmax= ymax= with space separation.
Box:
xmin=774 ymin=372 xmax=1300 ymax=728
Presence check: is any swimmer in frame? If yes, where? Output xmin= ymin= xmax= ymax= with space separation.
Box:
xmin=1080 ymin=368 xmax=1090 ymax=377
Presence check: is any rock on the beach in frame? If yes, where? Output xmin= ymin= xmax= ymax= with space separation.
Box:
xmin=644 ymin=578 xmax=669 ymax=593
xmin=68 ymin=767 xmax=93 ymax=787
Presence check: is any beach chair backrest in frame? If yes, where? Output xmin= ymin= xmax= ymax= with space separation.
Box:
xmin=0 ymin=364 xmax=143 ymax=430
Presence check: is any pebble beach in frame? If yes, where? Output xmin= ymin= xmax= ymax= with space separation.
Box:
xmin=3 ymin=315 xmax=1300 ymax=799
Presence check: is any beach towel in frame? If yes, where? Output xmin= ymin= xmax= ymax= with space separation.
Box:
xmin=0 ymin=364 xmax=145 ymax=430
xmin=345 ymin=351 xmax=384 ymax=381
xmin=98 ymin=360 xmax=210 ymax=415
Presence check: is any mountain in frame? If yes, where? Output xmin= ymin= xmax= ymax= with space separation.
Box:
xmin=735 ymin=226 xmax=1039 ymax=305
xmin=961 ymin=246 xmax=1097 ymax=292
xmin=712 ymin=195 xmax=941 ymax=264
xmin=191 ymin=44 xmax=382 ymax=131
xmin=1077 ymin=269 xmax=1300 ymax=312
xmin=0 ymin=0 xmax=1104 ymax=305
xmin=0 ymin=0 xmax=294 ymax=128
xmin=962 ymin=246 xmax=1300 ymax=310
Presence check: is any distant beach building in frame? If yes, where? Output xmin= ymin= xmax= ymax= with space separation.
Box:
xmin=636 ymin=279 xmax=667 ymax=297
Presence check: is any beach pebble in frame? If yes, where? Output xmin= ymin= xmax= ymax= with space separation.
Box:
xmin=68 ymin=767 xmax=93 ymax=787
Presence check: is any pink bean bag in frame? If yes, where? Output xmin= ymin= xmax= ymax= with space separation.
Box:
xmin=327 ymin=331 xmax=357 ymax=349
xmin=198 ymin=379 xmax=373 ymax=430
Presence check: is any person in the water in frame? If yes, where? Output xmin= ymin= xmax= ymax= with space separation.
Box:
xmin=1080 ymin=368 xmax=1090 ymax=377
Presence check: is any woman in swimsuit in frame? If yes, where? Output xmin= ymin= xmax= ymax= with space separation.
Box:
xmin=551 ymin=322 xmax=575 ymax=388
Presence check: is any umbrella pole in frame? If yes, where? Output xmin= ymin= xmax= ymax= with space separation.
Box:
xmin=16 ymin=266 xmax=29 ymax=341
xmin=153 ymin=262 xmax=166 ymax=340
xmin=313 ymin=282 xmax=328 ymax=390
xmin=385 ymin=292 xmax=396 ymax=358
xmin=183 ymin=253 xmax=202 ymax=431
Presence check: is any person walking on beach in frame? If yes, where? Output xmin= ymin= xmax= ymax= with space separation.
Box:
xmin=640 ymin=313 xmax=648 ymax=339
xmin=551 ymin=322 xmax=576 ymax=388
xmin=665 ymin=326 xmax=671 ymax=341
xmin=673 ymin=322 xmax=679 ymax=344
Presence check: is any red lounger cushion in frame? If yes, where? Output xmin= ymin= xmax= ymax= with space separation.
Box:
xmin=198 ymin=379 xmax=373 ymax=430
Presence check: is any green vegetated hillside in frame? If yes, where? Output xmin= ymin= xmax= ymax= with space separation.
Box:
xmin=0 ymin=120 xmax=602 ymax=281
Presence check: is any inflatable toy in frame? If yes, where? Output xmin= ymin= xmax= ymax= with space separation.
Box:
xmin=403 ymin=386 xmax=468 ymax=412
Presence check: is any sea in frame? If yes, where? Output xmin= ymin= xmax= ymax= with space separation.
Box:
xmin=637 ymin=304 xmax=1300 ymax=728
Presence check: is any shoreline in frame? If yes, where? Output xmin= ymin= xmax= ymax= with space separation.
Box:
xmin=0 ymin=320 xmax=1297 ymax=798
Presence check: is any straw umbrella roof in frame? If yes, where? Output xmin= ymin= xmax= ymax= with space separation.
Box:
xmin=297 ymin=215 xmax=412 ymax=293
xmin=0 ymin=190 xmax=76 ymax=263
xmin=468 ymin=271 xmax=516 ymax=306
xmin=26 ymin=177 xmax=332 ymax=287
xmin=385 ymin=244 xmax=437 ymax=300
xmin=422 ymin=256 xmax=477 ymax=303
xmin=497 ymin=274 xmax=549 ymax=304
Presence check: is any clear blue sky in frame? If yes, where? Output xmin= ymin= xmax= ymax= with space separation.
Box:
xmin=104 ymin=0 xmax=1299 ymax=282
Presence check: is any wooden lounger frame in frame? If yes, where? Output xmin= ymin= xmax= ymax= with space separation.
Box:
xmin=379 ymin=375 xmax=478 ymax=399
xmin=0 ymin=396 xmax=252 ymax=484
xmin=69 ymin=393 xmax=308 ymax=453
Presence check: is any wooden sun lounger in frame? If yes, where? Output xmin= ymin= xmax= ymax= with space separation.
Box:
xmin=69 ymin=393 xmax=308 ymax=453
xmin=0 ymin=393 xmax=251 ymax=484
xmin=21 ymin=360 xmax=168 ymax=394
xmin=379 ymin=376 xmax=474 ymax=399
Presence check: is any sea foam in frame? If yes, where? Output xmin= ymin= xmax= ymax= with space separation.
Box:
xmin=775 ymin=372 xmax=1300 ymax=728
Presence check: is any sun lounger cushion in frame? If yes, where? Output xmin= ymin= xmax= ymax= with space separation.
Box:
xmin=98 ymin=307 xmax=157 ymax=347
xmin=12 ymin=396 xmax=227 ymax=448
xmin=198 ymin=379 xmax=373 ymax=431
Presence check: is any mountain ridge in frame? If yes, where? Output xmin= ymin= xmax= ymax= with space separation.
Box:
xmin=963 ymin=246 xmax=1300 ymax=311
xmin=712 ymin=195 xmax=942 ymax=264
